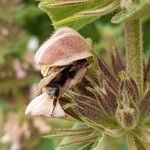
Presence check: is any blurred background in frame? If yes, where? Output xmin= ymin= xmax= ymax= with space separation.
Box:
xmin=0 ymin=0 xmax=149 ymax=149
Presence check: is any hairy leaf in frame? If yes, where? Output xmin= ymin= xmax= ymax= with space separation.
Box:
xmin=112 ymin=0 xmax=150 ymax=24
xmin=38 ymin=0 xmax=119 ymax=30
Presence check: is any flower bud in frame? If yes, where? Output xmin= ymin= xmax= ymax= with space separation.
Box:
xmin=116 ymin=106 xmax=139 ymax=130
xmin=115 ymin=92 xmax=139 ymax=130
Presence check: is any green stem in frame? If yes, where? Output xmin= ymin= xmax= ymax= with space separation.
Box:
xmin=124 ymin=20 xmax=143 ymax=96
xmin=93 ymin=133 xmax=107 ymax=150
xmin=127 ymin=133 xmax=137 ymax=150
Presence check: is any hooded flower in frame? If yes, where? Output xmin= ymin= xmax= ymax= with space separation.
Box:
xmin=25 ymin=27 xmax=150 ymax=149
xmin=56 ymin=47 xmax=150 ymax=148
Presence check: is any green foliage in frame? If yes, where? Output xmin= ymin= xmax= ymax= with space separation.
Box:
xmin=34 ymin=138 xmax=55 ymax=150
xmin=38 ymin=0 xmax=119 ymax=30
xmin=111 ymin=0 xmax=150 ymax=24
xmin=14 ymin=5 xmax=54 ymax=42
xmin=93 ymin=134 xmax=128 ymax=150
xmin=143 ymin=19 xmax=150 ymax=58
xmin=0 ymin=0 xmax=150 ymax=149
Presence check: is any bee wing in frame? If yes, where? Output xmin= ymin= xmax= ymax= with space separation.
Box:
xmin=71 ymin=66 xmax=87 ymax=87
xmin=25 ymin=92 xmax=66 ymax=118
xmin=58 ymin=66 xmax=87 ymax=97
xmin=65 ymin=66 xmax=87 ymax=90
xmin=36 ymin=67 xmax=65 ymax=95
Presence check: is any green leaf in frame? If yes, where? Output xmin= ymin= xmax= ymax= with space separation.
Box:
xmin=35 ymin=138 xmax=55 ymax=150
xmin=143 ymin=19 xmax=150 ymax=58
xmin=55 ymin=123 xmax=95 ymax=150
xmin=0 ymin=99 xmax=13 ymax=112
xmin=92 ymin=134 xmax=128 ymax=150
xmin=111 ymin=0 xmax=150 ymax=24
xmin=14 ymin=5 xmax=42 ymax=24
xmin=38 ymin=0 xmax=119 ymax=30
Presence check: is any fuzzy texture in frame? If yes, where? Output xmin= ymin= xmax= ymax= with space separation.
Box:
xmin=120 ymin=0 xmax=133 ymax=9
xmin=58 ymin=48 xmax=150 ymax=147
xmin=34 ymin=27 xmax=93 ymax=66
xmin=124 ymin=20 xmax=144 ymax=96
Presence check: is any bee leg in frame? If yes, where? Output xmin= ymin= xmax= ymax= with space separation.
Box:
xmin=50 ymin=86 xmax=60 ymax=116
xmin=43 ymin=86 xmax=60 ymax=116
xmin=51 ymin=97 xmax=57 ymax=116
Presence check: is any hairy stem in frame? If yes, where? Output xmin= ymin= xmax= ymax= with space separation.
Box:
xmin=124 ymin=20 xmax=143 ymax=96
xmin=127 ymin=133 xmax=137 ymax=150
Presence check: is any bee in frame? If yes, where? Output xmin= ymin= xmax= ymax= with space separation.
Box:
xmin=26 ymin=27 xmax=93 ymax=117
xmin=36 ymin=59 xmax=89 ymax=115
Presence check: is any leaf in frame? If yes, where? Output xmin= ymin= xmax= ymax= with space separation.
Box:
xmin=78 ymin=142 xmax=94 ymax=150
xmin=92 ymin=134 xmax=128 ymax=150
xmin=0 ymin=99 xmax=12 ymax=110
xmin=38 ymin=0 xmax=119 ymax=30
xmin=14 ymin=5 xmax=43 ymax=24
xmin=35 ymin=138 xmax=55 ymax=150
xmin=43 ymin=127 xmax=93 ymax=138
xmin=55 ymin=123 xmax=95 ymax=150
xmin=112 ymin=0 xmax=150 ymax=24
xmin=59 ymin=134 xmax=97 ymax=146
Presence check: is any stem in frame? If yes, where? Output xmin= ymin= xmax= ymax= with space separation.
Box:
xmin=127 ymin=133 xmax=137 ymax=150
xmin=93 ymin=133 xmax=108 ymax=150
xmin=124 ymin=20 xmax=143 ymax=96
